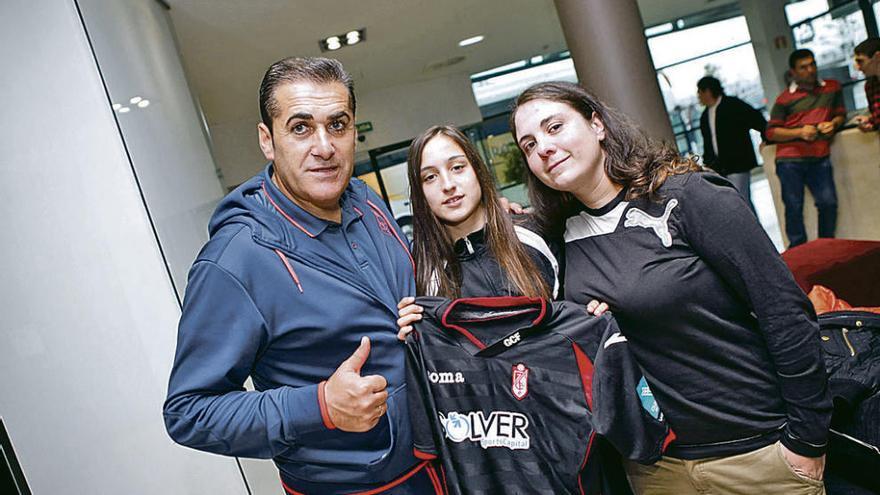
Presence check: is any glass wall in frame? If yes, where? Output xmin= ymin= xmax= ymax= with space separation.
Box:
xmin=647 ymin=14 xmax=766 ymax=156
xmin=787 ymin=0 xmax=878 ymax=115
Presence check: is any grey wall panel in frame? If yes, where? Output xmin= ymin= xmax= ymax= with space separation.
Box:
xmin=0 ymin=0 xmax=247 ymax=493
xmin=76 ymin=0 xmax=225 ymax=298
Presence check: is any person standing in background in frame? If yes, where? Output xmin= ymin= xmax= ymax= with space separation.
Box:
xmin=697 ymin=76 xmax=767 ymax=211
xmin=766 ymin=49 xmax=845 ymax=248
xmin=854 ymin=38 xmax=880 ymax=133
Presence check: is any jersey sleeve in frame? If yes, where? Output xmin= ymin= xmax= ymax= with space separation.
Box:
xmin=677 ymin=173 xmax=832 ymax=457
xmin=163 ymin=260 xmax=327 ymax=458
xmin=590 ymin=314 xmax=674 ymax=465
xmin=405 ymin=332 xmax=440 ymax=459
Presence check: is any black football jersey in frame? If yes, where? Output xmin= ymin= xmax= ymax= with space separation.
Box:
xmin=405 ymin=296 xmax=674 ymax=495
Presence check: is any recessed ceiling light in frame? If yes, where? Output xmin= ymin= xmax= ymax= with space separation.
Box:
xmin=137 ymin=99 xmax=150 ymax=108
xmin=530 ymin=55 xmax=544 ymax=64
xmin=459 ymin=35 xmax=484 ymax=47
xmin=130 ymin=96 xmax=142 ymax=104
xmin=118 ymin=106 xmax=131 ymax=113
xmin=320 ymin=28 xmax=365 ymax=52
xmin=112 ymin=103 xmax=122 ymax=110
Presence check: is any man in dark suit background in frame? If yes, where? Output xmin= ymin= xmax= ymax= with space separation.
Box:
xmin=697 ymin=76 xmax=767 ymax=212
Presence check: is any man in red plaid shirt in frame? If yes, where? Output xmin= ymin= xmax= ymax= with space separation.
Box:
xmin=767 ymin=49 xmax=845 ymax=248
xmin=854 ymin=38 xmax=880 ymax=133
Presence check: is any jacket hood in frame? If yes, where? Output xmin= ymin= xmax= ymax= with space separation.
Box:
xmin=208 ymin=164 xmax=287 ymax=248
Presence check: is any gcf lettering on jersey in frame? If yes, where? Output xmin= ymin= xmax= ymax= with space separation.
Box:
xmin=511 ymin=363 xmax=529 ymax=400
xmin=439 ymin=411 xmax=530 ymax=450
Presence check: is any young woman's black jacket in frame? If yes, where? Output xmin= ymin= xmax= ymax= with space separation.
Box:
xmin=442 ymin=222 xmax=559 ymax=299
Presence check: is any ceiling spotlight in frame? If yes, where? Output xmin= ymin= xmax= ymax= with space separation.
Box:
xmin=319 ymin=28 xmax=366 ymax=52
xmin=130 ymin=96 xmax=142 ymax=104
xmin=118 ymin=106 xmax=131 ymax=113
xmin=112 ymin=103 xmax=122 ymax=110
xmin=458 ymin=35 xmax=484 ymax=47
xmin=326 ymin=35 xmax=342 ymax=50
xmin=530 ymin=55 xmax=543 ymax=64
xmin=137 ymin=99 xmax=150 ymax=108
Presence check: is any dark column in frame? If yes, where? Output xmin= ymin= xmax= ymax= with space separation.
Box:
xmin=553 ymin=0 xmax=675 ymax=142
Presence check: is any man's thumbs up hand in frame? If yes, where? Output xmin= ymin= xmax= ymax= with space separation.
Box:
xmin=324 ymin=337 xmax=389 ymax=432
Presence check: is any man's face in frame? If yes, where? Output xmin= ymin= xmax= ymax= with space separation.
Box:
xmin=257 ymin=81 xmax=356 ymax=218
xmin=697 ymin=88 xmax=716 ymax=107
xmin=791 ymin=56 xmax=818 ymax=86
xmin=855 ymin=52 xmax=880 ymax=78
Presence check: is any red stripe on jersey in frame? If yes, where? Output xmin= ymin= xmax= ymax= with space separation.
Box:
xmin=413 ymin=448 xmax=437 ymax=460
xmin=662 ymin=428 xmax=678 ymax=452
xmin=577 ymin=432 xmax=597 ymax=495
xmin=571 ymin=343 xmax=595 ymax=410
xmin=425 ymin=463 xmax=445 ymax=494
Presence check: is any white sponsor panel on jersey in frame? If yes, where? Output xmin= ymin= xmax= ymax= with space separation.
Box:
xmin=439 ymin=410 xmax=530 ymax=450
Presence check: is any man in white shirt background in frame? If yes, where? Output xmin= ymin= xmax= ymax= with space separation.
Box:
xmin=697 ymin=76 xmax=768 ymax=212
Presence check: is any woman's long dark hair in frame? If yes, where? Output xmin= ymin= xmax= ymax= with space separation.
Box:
xmin=407 ymin=125 xmax=550 ymax=299
xmin=509 ymin=81 xmax=700 ymax=238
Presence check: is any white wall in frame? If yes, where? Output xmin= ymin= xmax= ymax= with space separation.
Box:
xmin=77 ymin=0 xmax=225 ymax=297
xmin=210 ymin=73 xmax=483 ymax=189
xmin=0 ymin=0 xmax=247 ymax=493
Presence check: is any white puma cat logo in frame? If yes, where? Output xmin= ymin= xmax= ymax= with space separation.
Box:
xmin=623 ymin=199 xmax=678 ymax=247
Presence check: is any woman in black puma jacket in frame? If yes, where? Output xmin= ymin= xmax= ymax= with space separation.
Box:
xmin=510 ymin=81 xmax=832 ymax=495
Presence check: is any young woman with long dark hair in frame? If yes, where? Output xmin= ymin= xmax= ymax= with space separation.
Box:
xmin=395 ymin=124 xmax=569 ymax=337
xmin=510 ymin=81 xmax=831 ymax=495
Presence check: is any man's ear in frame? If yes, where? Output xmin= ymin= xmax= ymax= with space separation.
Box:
xmin=258 ymin=122 xmax=275 ymax=161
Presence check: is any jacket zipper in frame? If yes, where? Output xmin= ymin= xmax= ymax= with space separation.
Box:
xmin=464 ymin=236 xmax=475 ymax=254
xmin=841 ymin=328 xmax=856 ymax=357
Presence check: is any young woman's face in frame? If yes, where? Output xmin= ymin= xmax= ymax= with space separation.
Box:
xmin=514 ymin=98 xmax=607 ymax=195
xmin=418 ymin=134 xmax=485 ymax=238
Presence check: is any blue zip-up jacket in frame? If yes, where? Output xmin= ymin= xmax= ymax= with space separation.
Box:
xmin=164 ymin=165 xmax=418 ymax=492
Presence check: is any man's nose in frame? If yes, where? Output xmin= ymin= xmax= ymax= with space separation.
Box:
xmin=312 ymin=128 xmax=334 ymax=159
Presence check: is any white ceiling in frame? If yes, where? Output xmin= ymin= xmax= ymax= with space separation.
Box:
xmin=167 ymin=0 xmax=736 ymax=126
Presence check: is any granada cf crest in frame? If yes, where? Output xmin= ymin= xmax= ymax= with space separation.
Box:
xmin=511 ymin=363 xmax=529 ymax=400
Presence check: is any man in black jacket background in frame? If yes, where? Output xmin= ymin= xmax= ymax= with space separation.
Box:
xmin=698 ymin=76 xmax=767 ymax=212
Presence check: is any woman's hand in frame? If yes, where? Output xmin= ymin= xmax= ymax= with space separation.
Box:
xmin=397 ymin=297 xmax=424 ymax=341
xmin=586 ymin=299 xmax=609 ymax=316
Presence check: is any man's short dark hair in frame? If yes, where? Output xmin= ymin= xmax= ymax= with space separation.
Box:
xmin=789 ymin=48 xmax=815 ymax=68
xmin=855 ymin=37 xmax=880 ymax=57
xmin=697 ymin=76 xmax=724 ymax=98
xmin=259 ymin=57 xmax=355 ymax=133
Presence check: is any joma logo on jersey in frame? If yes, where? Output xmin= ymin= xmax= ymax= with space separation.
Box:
xmin=503 ymin=332 xmax=521 ymax=347
xmin=428 ymin=371 xmax=465 ymax=384
xmin=439 ymin=410 xmax=530 ymax=450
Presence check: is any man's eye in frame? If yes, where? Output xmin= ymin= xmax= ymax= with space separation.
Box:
xmin=329 ymin=121 xmax=347 ymax=132
xmin=292 ymin=123 xmax=310 ymax=135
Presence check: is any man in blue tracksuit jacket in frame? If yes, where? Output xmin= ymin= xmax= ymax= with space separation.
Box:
xmin=164 ymin=57 xmax=438 ymax=494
